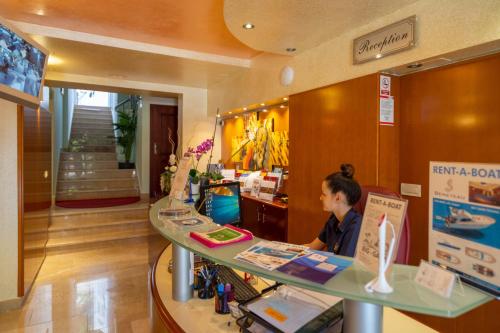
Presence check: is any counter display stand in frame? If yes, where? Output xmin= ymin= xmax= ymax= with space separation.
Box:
xmin=150 ymin=198 xmax=493 ymax=333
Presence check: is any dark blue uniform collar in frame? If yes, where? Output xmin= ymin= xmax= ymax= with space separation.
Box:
xmin=332 ymin=208 xmax=358 ymax=232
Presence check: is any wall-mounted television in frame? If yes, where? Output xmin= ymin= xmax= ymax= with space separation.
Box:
xmin=0 ymin=16 xmax=49 ymax=107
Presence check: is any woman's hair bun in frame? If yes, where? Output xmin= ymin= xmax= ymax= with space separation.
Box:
xmin=340 ymin=163 xmax=355 ymax=179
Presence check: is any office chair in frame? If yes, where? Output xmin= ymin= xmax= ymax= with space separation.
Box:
xmin=353 ymin=186 xmax=411 ymax=264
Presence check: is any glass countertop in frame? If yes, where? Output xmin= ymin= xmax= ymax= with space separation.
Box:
xmin=150 ymin=197 xmax=493 ymax=318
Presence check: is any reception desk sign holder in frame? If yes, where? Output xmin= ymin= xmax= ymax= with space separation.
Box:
xmin=151 ymin=196 xmax=493 ymax=333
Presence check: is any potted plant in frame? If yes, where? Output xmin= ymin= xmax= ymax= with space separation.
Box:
xmin=113 ymin=107 xmax=137 ymax=169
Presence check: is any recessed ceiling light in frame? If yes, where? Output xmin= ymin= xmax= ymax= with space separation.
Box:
xmin=260 ymin=103 xmax=265 ymax=106
xmin=262 ymin=109 xmax=267 ymax=113
xmin=242 ymin=23 xmax=254 ymax=29
xmin=376 ymin=53 xmax=382 ymax=59
xmin=407 ymin=63 xmax=423 ymax=69
xmin=243 ymin=107 xmax=247 ymax=111
xmin=216 ymin=114 xmax=221 ymax=118
xmin=35 ymin=9 xmax=45 ymax=16
xmin=280 ymin=105 xmax=285 ymax=109
xmin=283 ymin=97 xmax=288 ymax=101
xmin=286 ymin=48 xmax=296 ymax=53
xmin=235 ymin=115 xmax=239 ymax=119
xmin=228 ymin=111 xmax=233 ymax=114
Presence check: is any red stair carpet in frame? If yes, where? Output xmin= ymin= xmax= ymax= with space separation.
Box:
xmin=56 ymin=196 xmax=140 ymax=208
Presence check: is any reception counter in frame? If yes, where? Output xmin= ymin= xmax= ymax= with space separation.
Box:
xmin=149 ymin=197 xmax=493 ymax=333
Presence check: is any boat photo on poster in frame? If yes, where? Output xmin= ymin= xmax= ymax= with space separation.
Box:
xmin=429 ymin=162 xmax=500 ymax=297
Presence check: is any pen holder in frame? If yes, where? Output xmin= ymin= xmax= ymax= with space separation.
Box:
xmin=214 ymin=290 xmax=230 ymax=314
xmin=196 ymin=275 xmax=215 ymax=299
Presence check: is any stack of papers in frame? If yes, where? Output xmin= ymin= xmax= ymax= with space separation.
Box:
xmin=234 ymin=241 xmax=308 ymax=270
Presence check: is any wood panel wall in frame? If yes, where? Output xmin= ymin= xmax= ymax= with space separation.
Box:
xmin=399 ymin=54 xmax=500 ymax=333
xmin=288 ymin=74 xmax=388 ymax=244
xmin=19 ymin=106 xmax=51 ymax=296
xmin=220 ymin=106 xmax=289 ymax=168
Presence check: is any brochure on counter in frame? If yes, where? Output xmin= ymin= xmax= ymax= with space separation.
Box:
xmin=277 ymin=250 xmax=352 ymax=284
xmin=234 ymin=241 xmax=309 ymax=271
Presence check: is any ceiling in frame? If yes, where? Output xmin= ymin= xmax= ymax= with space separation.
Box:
xmin=224 ymin=0 xmax=420 ymax=55
xmin=0 ymin=0 xmax=259 ymax=58
xmin=33 ymin=36 xmax=248 ymax=89
xmin=0 ymin=0 xmax=429 ymax=90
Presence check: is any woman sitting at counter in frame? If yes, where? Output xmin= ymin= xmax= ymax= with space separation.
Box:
xmin=305 ymin=163 xmax=362 ymax=257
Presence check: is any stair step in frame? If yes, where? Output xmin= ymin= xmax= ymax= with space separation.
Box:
xmin=67 ymin=145 xmax=116 ymax=153
xmin=60 ymin=152 xmax=117 ymax=162
xmin=72 ymin=124 xmax=114 ymax=130
xmin=49 ymin=219 xmax=149 ymax=239
xmin=71 ymin=128 xmax=115 ymax=135
xmin=59 ymin=160 xmax=118 ymax=170
xmin=44 ymin=230 xmax=157 ymax=255
xmin=72 ymin=114 xmax=113 ymax=121
xmin=74 ymin=105 xmax=111 ymax=111
xmin=57 ymin=178 xmax=138 ymax=191
xmin=71 ymin=117 xmax=113 ymax=123
xmin=56 ymin=188 xmax=140 ymax=200
xmin=58 ymin=169 xmax=136 ymax=180
xmin=50 ymin=206 xmax=148 ymax=227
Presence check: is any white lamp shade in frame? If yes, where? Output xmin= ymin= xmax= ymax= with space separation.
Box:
xmin=280 ymin=66 xmax=294 ymax=86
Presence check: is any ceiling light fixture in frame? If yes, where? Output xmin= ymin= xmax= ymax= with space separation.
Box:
xmin=260 ymin=103 xmax=265 ymax=106
xmin=262 ymin=109 xmax=268 ymax=113
xmin=216 ymin=114 xmax=221 ymax=118
xmin=407 ymin=63 xmax=423 ymax=69
xmin=243 ymin=107 xmax=247 ymax=111
xmin=376 ymin=53 xmax=382 ymax=59
xmin=283 ymin=97 xmax=288 ymax=101
xmin=229 ymin=111 xmax=233 ymax=114
xmin=280 ymin=105 xmax=285 ymax=109
xmin=242 ymin=23 xmax=255 ymax=29
xmin=286 ymin=48 xmax=296 ymax=53
xmin=235 ymin=115 xmax=239 ymax=119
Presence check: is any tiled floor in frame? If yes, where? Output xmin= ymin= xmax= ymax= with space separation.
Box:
xmin=0 ymin=235 xmax=167 ymax=333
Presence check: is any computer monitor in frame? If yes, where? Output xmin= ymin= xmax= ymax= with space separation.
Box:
xmin=199 ymin=182 xmax=242 ymax=226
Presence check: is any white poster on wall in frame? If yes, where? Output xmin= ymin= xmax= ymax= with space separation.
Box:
xmin=429 ymin=162 xmax=500 ymax=297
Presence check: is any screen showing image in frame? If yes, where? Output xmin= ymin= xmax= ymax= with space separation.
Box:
xmin=201 ymin=182 xmax=241 ymax=226
xmin=0 ymin=23 xmax=46 ymax=97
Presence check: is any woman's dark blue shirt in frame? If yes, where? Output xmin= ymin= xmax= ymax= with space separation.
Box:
xmin=317 ymin=208 xmax=362 ymax=257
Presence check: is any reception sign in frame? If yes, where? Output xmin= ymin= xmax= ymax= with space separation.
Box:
xmin=429 ymin=162 xmax=500 ymax=297
xmin=353 ymin=16 xmax=416 ymax=64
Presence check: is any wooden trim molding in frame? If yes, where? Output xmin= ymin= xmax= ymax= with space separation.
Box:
xmin=17 ymin=104 xmax=24 ymax=297
xmin=150 ymin=244 xmax=185 ymax=333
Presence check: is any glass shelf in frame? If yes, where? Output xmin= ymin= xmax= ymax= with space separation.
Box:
xmin=150 ymin=197 xmax=493 ymax=318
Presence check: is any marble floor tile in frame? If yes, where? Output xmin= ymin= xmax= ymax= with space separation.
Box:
xmin=0 ymin=235 xmax=168 ymax=333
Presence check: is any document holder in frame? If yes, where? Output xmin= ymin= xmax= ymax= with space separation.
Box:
xmin=237 ymin=284 xmax=343 ymax=333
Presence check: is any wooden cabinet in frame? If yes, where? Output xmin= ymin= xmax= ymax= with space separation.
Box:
xmin=241 ymin=194 xmax=287 ymax=242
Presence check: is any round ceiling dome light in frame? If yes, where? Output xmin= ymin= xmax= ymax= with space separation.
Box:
xmin=280 ymin=66 xmax=294 ymax=87
xmin=242 ymin=22 xmax=255 ymax=29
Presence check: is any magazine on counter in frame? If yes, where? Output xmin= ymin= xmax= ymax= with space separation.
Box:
xmin=277 ymin=250 xmax=352 ymax=284
xmin=234 ymin=241 xmax=309 ymax=271
xmin=189 ymin=224 xmax=253 ymax=248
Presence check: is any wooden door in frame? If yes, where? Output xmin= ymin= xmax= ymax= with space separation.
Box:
xmin=150 ymin=104 xmax=178 ymax=199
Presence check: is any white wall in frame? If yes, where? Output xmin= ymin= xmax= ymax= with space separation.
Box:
xmin=0 ymin=99 xmax=19 ymax=303
xmin=45 ymin=73 xmax=222 ymax=195
xmin=208 ymin=0 xmax=500 ymax=112
xmin=51 ymin=88 xmax=64 ymax=198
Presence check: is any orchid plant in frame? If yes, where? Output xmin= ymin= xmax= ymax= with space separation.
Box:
xmin=187 ymin=138 xmax=214 ymax=184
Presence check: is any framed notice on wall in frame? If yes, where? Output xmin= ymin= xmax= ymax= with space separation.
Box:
xmin=429 ymin=162 xmax=500 ymax=297
xmin=355 ymin=193 xmax=408 ymax=274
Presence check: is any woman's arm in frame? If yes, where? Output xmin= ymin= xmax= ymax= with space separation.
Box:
xmin=304 ymin=237 xmax=326 ymax=251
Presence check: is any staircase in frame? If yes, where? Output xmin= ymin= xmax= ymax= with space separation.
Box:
xmin=45 ymin=202 xmax=158 ymax=254
xmin=55 ymin=106 xmax=140 ymax=208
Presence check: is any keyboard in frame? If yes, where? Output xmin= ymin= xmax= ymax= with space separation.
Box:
xmin=216 ymin=265 xmax=260 ymax=304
